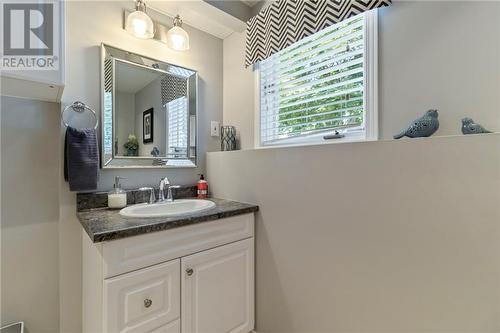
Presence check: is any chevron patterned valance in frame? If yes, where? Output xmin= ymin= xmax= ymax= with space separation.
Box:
xmin=245 ymin=0 xmax=391 ymax=67
xmin=161 ymin=75 xmax=187 ymax=105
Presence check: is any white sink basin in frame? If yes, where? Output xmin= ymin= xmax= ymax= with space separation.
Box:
xmin=120 ymin=199 xmax=216 ymax=218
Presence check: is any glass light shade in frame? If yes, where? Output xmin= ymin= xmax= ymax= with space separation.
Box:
xmin=166 ymin=26 xmax=190 ymax=51
xmin=125 ymin=10 xmax=154 ymax=39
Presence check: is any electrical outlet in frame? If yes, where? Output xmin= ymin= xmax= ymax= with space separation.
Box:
xmin=211 ymin=121 xmax=220 ymax=137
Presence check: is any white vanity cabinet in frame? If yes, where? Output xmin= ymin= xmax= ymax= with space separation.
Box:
xmin=182 ymin=238 xmax=254 ymax=333
xmin=82 ymin=213 xmax=255 ymax=333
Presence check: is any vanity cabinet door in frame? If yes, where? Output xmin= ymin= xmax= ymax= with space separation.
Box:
xmin=103 ymin=259 xmax=180 ymax=333
xmin=181 ymin=238 xmax=254 ymax=333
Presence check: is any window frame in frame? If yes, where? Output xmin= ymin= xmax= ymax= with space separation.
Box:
xmin=254 ymin=10 xmax=379 ymax=149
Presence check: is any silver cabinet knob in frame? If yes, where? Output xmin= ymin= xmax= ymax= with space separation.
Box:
xmin=144 ymin=299 xmax=152 ymax=308
xmin=186 ymin=268 xmax=194 ymax=276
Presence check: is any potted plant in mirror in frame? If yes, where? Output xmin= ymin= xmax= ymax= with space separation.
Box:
xmin=124 ymin=134 xmax=139 ymax=156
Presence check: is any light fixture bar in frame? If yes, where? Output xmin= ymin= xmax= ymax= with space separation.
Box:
xmin=123 ymin=9 xmax=190 ymax=51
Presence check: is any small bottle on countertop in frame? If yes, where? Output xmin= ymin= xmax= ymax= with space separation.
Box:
xmin=197 ymin=174 xmax=208 ymax=199
xmin=108 ymin=176 xmax=127 ymax=209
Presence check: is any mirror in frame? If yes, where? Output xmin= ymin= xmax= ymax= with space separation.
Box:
xmin=101 ymin=44 xmax=197 ymax=168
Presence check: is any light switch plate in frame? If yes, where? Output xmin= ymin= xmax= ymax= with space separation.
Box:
xmin=211 ymin=121 xmax=220 ymax=137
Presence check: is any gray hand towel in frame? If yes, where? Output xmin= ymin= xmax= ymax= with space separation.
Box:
xmin=64 ymin=127 xmax=99 ymax=191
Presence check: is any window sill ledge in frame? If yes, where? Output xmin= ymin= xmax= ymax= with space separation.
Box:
xmin=256 ymin=132 xmax=373 ymax=150
xmin=209 ymin=133 xmax=500 ymax=155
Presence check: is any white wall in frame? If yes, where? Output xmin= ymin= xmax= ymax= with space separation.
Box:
xmin=223 ymin=1 xmax=500 ymax=145
xmin=115 ymin=92 xmax=136 ymax=156
xmin=223 ymin=32 xmax=255 ymax=150
xmin=379 ymin=1 xmax=500 ymax=138
xmin=58 ymin=2 xmax=223 ymax=332
xmin=207 ymin=134 xmax=500 ymax=332
xmin=1 ymin=97 xmax=61 ymax=332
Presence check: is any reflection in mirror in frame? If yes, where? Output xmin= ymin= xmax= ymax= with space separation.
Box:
xmin=101 ymin=44 xmax=197 ymax=168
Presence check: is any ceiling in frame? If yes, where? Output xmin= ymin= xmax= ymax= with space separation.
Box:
xmin=147 ymin=0 xmax=270 ymax=39
xmin=148 ymin=0 xmax=247 ymax=39
xmin=240 ymin=0 xmax=262 ymax=8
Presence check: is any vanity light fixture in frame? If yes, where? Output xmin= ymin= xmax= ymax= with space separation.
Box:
xmin=123 ymin=3 xmax=190 ymax=51
xmin=166 ymin=15 xmax=190 ymax=51
xmin=125 ymin=0 xmax=155 ymax=39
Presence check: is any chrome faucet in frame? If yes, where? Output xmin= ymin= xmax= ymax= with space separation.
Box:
xmin=158 ymin=177 xmax=170 ymax=202
xmin=159 ymin=177 xmax=180 ymax=202
xmin=138 ymin=178 xmax=179 ymax=205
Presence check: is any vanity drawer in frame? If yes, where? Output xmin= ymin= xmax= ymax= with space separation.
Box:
xmin=103 ymin=259 xmax=180 ymax=333
xmin=149 ymin=320 xmax=180 ymax=333
xmin=102 ymin=213 xmax=254 ymax=278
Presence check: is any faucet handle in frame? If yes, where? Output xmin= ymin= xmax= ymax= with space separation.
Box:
xmin=138 ymin=187 xmax=156 ymax=204
xmin=166 ymin=185 xmax=180 ymax=202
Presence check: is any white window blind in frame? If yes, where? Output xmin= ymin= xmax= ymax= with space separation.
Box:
xmin=103 ymin=92 xmax=113 ymax=155
xmin=259 ymin=13 xmax=373 ymax=146
xmin=167 ymin=96 xmax=188 ymax=157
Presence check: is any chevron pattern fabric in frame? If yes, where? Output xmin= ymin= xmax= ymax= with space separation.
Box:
xmin=104 ymin=58 xmax=113 ymax=93
xmin=161 ymin=74 xmax=187 ymax=105
xmin=245 ymin=0 xmax=391 ymax=67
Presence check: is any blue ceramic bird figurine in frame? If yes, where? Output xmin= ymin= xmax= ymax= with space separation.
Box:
xmin=461 ymin=117 xmax=492 ymax=135
xmin=150 ymin=146 xmax=160 ymax=157
xmin=393 ymin=109 xmax=439 ymax=139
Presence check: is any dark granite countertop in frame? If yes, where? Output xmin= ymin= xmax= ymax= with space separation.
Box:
xmin=77 ymin=198 xmax=259 ymax=243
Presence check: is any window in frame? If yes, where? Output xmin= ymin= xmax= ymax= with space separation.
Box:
xmin=258 ymin=11 xmax=377 ymax=147
xmin=103 ymin=92 xmax=113 ymax=155
xmin=167 ymin=96 xmax=188 ymax=158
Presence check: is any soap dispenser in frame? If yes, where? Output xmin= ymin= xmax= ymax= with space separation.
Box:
xmin=108 ymin=176 xmax=127 ymax=209
xmin=197 ymin=174 xmax=208 ymax=199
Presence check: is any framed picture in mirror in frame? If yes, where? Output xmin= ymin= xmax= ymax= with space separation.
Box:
xmin=143 ymin=108 xmax=154 ymax=144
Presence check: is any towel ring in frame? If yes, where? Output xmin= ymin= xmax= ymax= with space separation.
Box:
xmin=62 ymin=101 xmax=98 ymax=130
